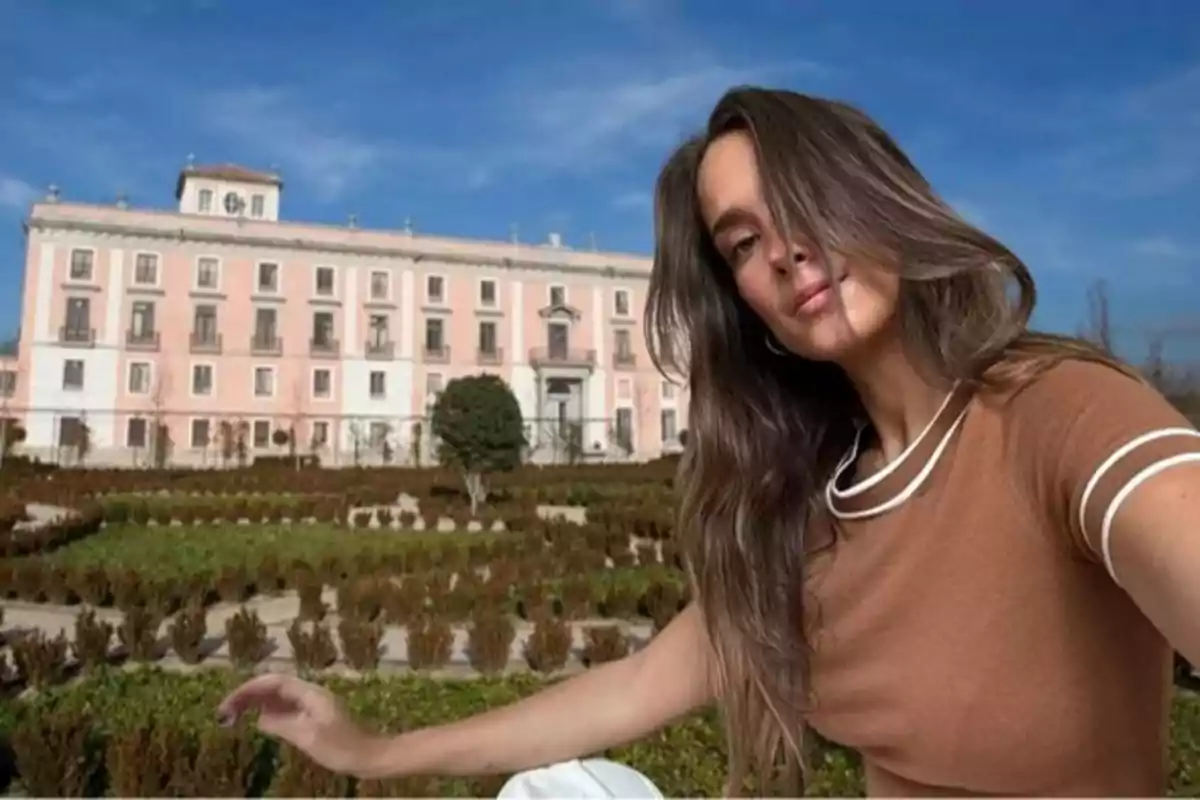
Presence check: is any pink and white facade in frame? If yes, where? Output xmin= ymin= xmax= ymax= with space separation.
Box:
xmin=1 ymin=165 xmax=687 ymax=466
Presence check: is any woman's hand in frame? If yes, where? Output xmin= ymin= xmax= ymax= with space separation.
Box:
xmin=218 ymin=673 xmax=382 ymax=776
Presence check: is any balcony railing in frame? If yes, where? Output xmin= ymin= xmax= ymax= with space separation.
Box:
xmin=477 ymin=346 xmax=504 ymax=365
xmin=190 ymin=331 xmax=223 ymax=355
xmin=365 ymin=339 xmax=395 ymax=359
xmin=126 ymin=329 xmax=161 ymax=351
xmin=424 ymin=344 xmax=451 ymax=364
xmin=250 ymin=334 xmax=282 ymax=356
xmin=612 ymin=351 xmax=637 ymax=369
xmin=529 ymin=347 xmax=596 ymax=369
xmin=309 ymin=337 xmax=340 ymax=357
xmin=58 ymin=326 xmax=95 ymax=347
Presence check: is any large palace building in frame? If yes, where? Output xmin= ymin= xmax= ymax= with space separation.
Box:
xmin=0 ymin=164 xmax=686 ymax=466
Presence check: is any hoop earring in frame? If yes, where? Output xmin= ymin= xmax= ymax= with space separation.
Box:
xmin=765 ymin=334 xmax=788 ymax=357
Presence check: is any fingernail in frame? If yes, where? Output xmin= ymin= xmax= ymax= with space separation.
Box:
xmin=217 ymin=711 xmax=235 ymax=728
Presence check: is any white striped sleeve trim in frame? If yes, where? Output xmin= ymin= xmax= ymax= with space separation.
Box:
xmin=1078 ymin=427 xmax=1200 ymax=584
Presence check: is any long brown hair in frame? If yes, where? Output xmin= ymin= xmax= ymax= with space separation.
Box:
xmin=645 ymin=87 xmax=1129 ymax=794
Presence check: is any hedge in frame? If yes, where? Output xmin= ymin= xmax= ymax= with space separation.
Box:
xmin=1 ymin=669 xmax=1198 ymax=797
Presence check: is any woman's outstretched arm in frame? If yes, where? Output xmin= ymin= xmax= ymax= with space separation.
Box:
xmin=218 ymin=601 xmax=716 ymax=780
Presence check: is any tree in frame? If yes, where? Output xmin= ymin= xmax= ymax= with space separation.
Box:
xmin=430 ymin=374 xmax=526 ymax=515
xmin=1082 ymin=280 xmax=1113 ymax=354
xmin=149 ymin=366 xmax=172 ymax=469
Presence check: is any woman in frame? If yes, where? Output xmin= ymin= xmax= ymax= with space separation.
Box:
xmin=218 ymin=88 xmax=1200 ymax=796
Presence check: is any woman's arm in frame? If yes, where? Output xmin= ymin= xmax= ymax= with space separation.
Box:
xmin=357 ymin=601 xmax=715 ymax=779
xmin=1096 ymin=462 xmax=1200 ymax=665
xmin=1012 ymin=359 xmax=1200 ymax=664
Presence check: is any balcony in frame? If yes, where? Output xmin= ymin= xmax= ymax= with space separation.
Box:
xmin=612 ymin=351 xmax=637 ymax=370
xmin=126 ymin=329 xmax=161 ymax=352
xmin=58 ymin=326 xmax=95 ymax=347
xmin=424 ymin=344 xmax=451 ymax=364
xmin=250 ymin=334 xmax=283 ymax=356
xmin=529 ymin=347 xmax=596 ymax=370
xmin=365 ymin=339 xmax=395 ymax=359
xmin=309 ymin=337 xmax=340 ymax=358
xmin=477 ymin=346 xmax=504 ymax=366
xmin=190 ymin=332 xmax=223 ymax=355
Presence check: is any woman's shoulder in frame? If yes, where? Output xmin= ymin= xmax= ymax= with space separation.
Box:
xmin=983 ymin=354 xmax=1168 ymax=428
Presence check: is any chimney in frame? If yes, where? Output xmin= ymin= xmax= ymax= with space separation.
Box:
xmin=116 ymin=191 xmax=129 ymax=210
xmin=547 ymin=232 xmax=562 ymax=248
xmin=46 ymin=184 xmax=60 ymax=203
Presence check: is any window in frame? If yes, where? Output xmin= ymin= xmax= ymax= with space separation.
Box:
xmin=615 ymin=408 xmax=634 ymax=452
xmin=661 ymin=380 xmax=676 ymax=401
xmin=368 ymin=314 xmax=389 ymax=345
xmin=548 ymin=322 xmax=569 ymax=358
xmin=193 ymin=305 xmax=218 ymax=343
xmin=0 ymin=370 xmax=15 ymax=397
xmin=191 ymin=364 xmax=213 ymax=396
xmin=254 ymin=308 xmax=277 ymax=344
xmin=198 ymin=189 xmax=213 ymax=213
xmin=252 ymin=420 xmax=271 ymax=448
xmin=424 ymin=318 xmax=444 ymax=352
xmin=369 ymin=422 xmax=389 ymax=446
xmin=614 ymin=289 xmax=630 ymax=317
xmin=312 ymin=311 xmax=335 ymax=346
xmin=478 ymin=321 xmax=497 ymax=355
xmin=314 ymin=266 xmax=335 ymax=297
xmin=126 ymin=417 xmax=147 ymax=448
xmin=130 ymin=301 xmax=156 ymax=338
xmin=426 ymin=275 xmax=444 ymax=304
xmin=311 ymin=421 xmax=329 ymax=448
xmin=65 ymin=297 xmax=91 ymax=334
xmin=69 ymin=249 xmax=94 ymax=281
xmin=128 ymin=361 xmax=151 ymax=395
xmin=257 ymin=262 xmax=279 ymax=293
xmin=59 ymin=416 xmax=84 ymax=448
xmin=369 ymin=371 xmax=386 ymax=399
xmin=254 ymin=366 xmax=275 ymax=398
xmin=427 ymin=372 xmax=444 ymax=397
xmin=549 ymin=284 xmax=566 ymax=306
xmin=370 ymin=271 xmax=389 ymax=301
xmin=614 ymin=329 xmax=632 ymax=358
xmin=479 ymin=279 xmax=497 ymax=308
xmin=62 ymin=359 xmax=84 ymax=390
xmin=250 ymin=194 xmax=265 ymax=218
xmin=133 ymin=253 xmax=159 ymax=286
xmin=223 ymin=192 xmax=243 ymax=215
xmin=190 ymin=419 xmax=211 ymax=448
xmin=661 ymin=409 xmax=678 ymax=443
xmin=312 ymin=368 xmax=331 ymax=399
xmin=195 ymin=257 xmax=219 ymax=289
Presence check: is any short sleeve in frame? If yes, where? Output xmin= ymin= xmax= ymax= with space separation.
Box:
xmin=1009 ymin=358 xmax=1200 ymax=583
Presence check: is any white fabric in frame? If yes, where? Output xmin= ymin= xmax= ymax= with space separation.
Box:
xmin=497 ymin=758 xmax=664 ymax=799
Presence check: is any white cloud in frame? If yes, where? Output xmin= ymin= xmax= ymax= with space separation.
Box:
xmin=613 ymin=190 xmax=651 ymax=210
xmin=482 ymin=58 xmax=826 ymax=178
xmin=197 ymin=87 xmax=392 ymax=202
xmin=0 ymin=175 xmax=37 ymax=211
xmin=1130 ymin=236 xmax=1194 ymax=261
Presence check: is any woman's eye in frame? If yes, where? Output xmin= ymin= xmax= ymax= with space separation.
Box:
xmin=730 ymin=234 xmax=758 ymax=260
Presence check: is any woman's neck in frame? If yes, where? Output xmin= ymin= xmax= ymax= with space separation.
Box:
xmin=841 ymin=337 xmax=953 ymax=463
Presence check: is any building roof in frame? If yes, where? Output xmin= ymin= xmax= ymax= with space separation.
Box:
xmin=174 ymin=163 xmax=283 ymax=198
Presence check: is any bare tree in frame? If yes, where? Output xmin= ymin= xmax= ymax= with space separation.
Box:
xmin=0 ymin=361 xmax=22 ymax=466
xmin=1083 ymin=280 xmax=1113 ymax=354
xmin=149 ymin=366 xmax=173 ymax=469
xmin=286 ymin=378 xmax=304 ymax=469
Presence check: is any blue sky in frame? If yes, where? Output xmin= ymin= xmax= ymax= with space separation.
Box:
xmin=1 ymin=0 xmax=1197 ymax=360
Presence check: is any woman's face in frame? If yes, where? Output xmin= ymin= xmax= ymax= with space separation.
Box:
xmin=696 ymin=130 xmax=900 ymax=364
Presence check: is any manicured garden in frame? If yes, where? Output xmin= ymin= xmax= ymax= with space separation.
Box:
xmin=2 ymin=450 xmax=1199 ymax=795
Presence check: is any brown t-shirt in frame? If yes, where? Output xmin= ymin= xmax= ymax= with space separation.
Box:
xmin=804 ymin=358 xmax=1199 ymax=796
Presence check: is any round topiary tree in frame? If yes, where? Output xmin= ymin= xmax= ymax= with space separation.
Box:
xmin=430 ymin=374 xmax=526 ymax=516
